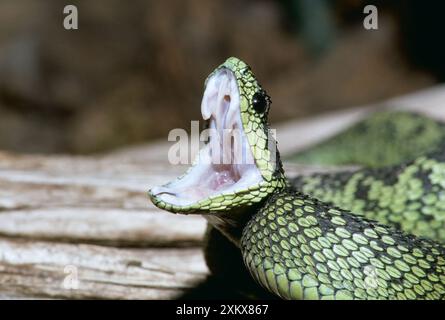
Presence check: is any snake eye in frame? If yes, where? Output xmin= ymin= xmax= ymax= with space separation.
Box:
xmin=252 ymin=92 xmax=269 ymax=114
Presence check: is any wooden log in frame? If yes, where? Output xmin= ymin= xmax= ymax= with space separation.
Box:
xmin=0 ymin=152 xmax=207 ymax=247
xmin=0 ymin=151 xmax=210 ymax=299
xmin=0 ymin=238 xmax=207 ymax=299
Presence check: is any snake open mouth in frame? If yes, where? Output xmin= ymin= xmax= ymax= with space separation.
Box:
xmin=150 ymin=68 xmax=263 ymax=207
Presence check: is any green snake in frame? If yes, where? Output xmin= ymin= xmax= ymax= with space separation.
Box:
xmin=288 ymin=110 xmax=445 ymax=168
xmin=148 ymin=57 xmax=445 ymax=300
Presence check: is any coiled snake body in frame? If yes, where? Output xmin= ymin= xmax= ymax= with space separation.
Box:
xmin=149 ymin=57 xmax=445 ymax=300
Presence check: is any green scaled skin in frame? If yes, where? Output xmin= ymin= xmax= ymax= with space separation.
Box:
xmin=288 ymin=111 xmax=445 ymax=168
xmin=291 ymin=149 xmax=445 ymax=243
xmin=242 ymin=190 xmax=445 ymax=300
xmin=149 ymin=57 xmax=445 ymax=300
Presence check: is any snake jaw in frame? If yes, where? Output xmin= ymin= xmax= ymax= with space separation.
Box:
xmin=149 ymin=67 xmax=264 ymax=211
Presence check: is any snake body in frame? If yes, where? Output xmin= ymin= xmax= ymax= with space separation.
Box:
xmin=292 ymin=147 xmax=445 ymax=243
xmin=242 ymin=189 xmax=445 ymax=299
xmin=288 ymin=111 xmax=445 ymax=168
xmin=149 ymin=57 xmax=445 ymax=300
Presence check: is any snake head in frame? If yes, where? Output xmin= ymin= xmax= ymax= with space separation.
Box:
xmin=149 ymin=57 xmax=286 ymax=214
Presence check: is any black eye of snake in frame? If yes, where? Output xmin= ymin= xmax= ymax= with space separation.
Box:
xmin=252 ymin=92 xmax=269 ymax=113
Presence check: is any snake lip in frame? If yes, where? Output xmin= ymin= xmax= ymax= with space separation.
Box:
xmin=149 ymin=68 xmax=263 ymax=208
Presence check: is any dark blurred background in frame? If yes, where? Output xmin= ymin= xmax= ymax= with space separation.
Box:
xmin=0 ymin=0 xmax=444 ymax=154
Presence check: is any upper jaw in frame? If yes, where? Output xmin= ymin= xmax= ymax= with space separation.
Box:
xmin=149 ymin=68 xmax=263 ymax=210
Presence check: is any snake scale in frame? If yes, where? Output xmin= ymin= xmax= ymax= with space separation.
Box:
xmin=149 ymin=57 xmax=445 ymax=300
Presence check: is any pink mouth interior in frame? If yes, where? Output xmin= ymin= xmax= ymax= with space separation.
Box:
xmin=150 ymin=69 xmax=263 ymax=207
xmin=209 ymin=165 xmax=240 ymax=191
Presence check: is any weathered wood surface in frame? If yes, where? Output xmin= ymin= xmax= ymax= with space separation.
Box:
xmin=1 ymin=85 xmax=445 ymax=299
xmin=0 ymin=152 xmax=209 ymax=299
